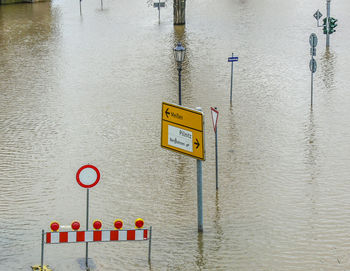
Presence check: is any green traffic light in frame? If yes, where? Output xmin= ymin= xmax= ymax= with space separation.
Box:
xmin=323 ymin=17 xmax=327 ymax=26
xmin=328 ymin=17 xmax=338 ymax=34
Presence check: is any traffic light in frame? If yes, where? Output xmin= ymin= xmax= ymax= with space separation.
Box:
xmin=323 ymin=18 xmax=328 ymax=34
xmin=329 ymin=17 xmax=338 ymax=34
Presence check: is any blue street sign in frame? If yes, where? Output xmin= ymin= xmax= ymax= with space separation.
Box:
xmin=228 ymin=57 xmax=239 ymax=62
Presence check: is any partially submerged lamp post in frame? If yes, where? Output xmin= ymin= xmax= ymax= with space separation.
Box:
xmin=174 ymin=42 xmax=186 ymax=105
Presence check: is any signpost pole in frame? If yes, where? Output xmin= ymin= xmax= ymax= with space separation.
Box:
xmin=311 ymin=67 xmax=314 ymax=108
xmin=196 ymin=107 xmax=203 ymax=233
xmin=230 ymin=53 xmax=234 ymax=106
xmin=75 ymin=164 xmax=100 ymax=270
xmin=326 ymin=0 xmax=330 ymax=48
xmin=148 ymin=226 xmax=152 ymax=263
xmin=197 ymin=158 xmax=203 ymax=232
xmin=309 ymin=33 xmax=317 ymax=108
xmin=101 ymin=0 xmax=103 ymax=10
xmin=85 ymin=188 xmax=89 ymax=269
xmin=215 ymin=116 xmax=218 ymax=190
xmin=178 ymin=66 xmax=182 ymax=105
xmin=158 ymin=0 xmax=161 ymax=23
xmin=41 ymin=229 xmax=44 ymax=270
xmin=79 ymin=0 xmax=82 ymax=15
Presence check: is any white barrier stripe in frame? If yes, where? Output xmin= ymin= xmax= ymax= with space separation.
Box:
xmin=102 ymin=231 xmax=110 ymax=241
xmin=51 ymin=232 xmax=59 ymax=243
xmin=119 ymin=230 xmax=127 ymax=241
xmin=68 ymin=232 xmax=76 ymax=243
xmin=135 ymin=230 xmax=143 ymax=241
xmin=85 ymin=231 xmax=93 ymax=242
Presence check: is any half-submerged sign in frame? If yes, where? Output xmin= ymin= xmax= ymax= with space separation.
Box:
xmin=161 ymin=102 xmax=205 ymax=160
xmin=154 ymin=1 xmax=165 ymax=8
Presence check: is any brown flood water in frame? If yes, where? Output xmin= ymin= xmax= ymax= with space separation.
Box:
xmin=1 ymin=0 xmax=350 ymax=270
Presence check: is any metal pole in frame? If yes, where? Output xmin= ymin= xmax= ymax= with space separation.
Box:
xmin=85 ymin=188 xmax=89 ymax=268
xmin=215 ymin=108 xmax=218 ymax=190
xmin=196 ymin=107 xmax=203 ymax=233
xmin=80 ymin=0 xmax=82 ymax=15
xmin=197 ymin=158 xmax=203 ymax=232
xmin=178 ymin=66 xmax=182 ymax=105
xmin=148 ymin=226 xmax=152 ymax=263
xmin=158 ymin=0 xmax=161 ymax=23
xmin=101 ymin=0 xmax=103 ymax=10
xmin=326 ymin=0 xmax=330 ymax=48
xmin=41 ymin=229 xmax=44 ymax=270
xmin=311 ymin=69 xmax=314 ymax=108
xmin=230 ymin=53 xmax=234 ymax=105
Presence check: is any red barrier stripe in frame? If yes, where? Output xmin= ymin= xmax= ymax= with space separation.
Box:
xmin=46 ymin=233 xmax=51 ymax=243
xmin=77 ymin=231 xmax=85 ymax=242
xmin=143 ymin=229 xmax=148 ymax=240
xmin=127 ymin=230 xmax=135 ymax=240
xmin=60 ymin=232 xmax=68 ymax=243
xmin=93 ymin=231 xmax=102 ymax=241
xmin=110 ymin=230 xmax=118 ymax=241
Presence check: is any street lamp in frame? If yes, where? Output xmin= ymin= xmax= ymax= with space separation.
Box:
xmin=174 ymin=42 xmax=186 ymax=105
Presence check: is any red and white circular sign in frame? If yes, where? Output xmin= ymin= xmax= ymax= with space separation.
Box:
xmin=76 ymin=165 xmax=101 ymax=188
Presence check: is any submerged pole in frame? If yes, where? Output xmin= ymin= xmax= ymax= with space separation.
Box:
xmin=41 ymin=230 xmax=44 ymax=270
xmin=85 ymin=189 xmax=89 ymax=268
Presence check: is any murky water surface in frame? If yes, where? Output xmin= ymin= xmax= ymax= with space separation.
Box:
xmin=1 ymin=0 xmax=350 ymax=270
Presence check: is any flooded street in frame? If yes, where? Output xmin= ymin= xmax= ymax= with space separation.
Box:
xmin=1 ymin=0 xmax=350 ymax=270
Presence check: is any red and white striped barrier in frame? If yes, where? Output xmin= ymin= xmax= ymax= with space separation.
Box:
xmin=45 ymin=229 xmax=149 ymax=244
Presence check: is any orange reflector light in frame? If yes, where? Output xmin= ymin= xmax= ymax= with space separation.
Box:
xmin=93 ymin=220 xmax=102 ymax=230
xmin=71 ymin=220 xmax=80 ymax=231
xmin=135 ymin=218 xmax=144 ymax=229
xmin=50 ymin=221 xmax=60 ymax=232
xmin=114 ymin=219 xmax=123 ymax=230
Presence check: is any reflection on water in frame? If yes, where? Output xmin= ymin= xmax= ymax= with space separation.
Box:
xmin=1 ymin=0 xmax=350 ymax=270
xmin=321 ymin=49 xmax=336 ymax=90
xmin=196 ymin=233 xmax=205 ymax=269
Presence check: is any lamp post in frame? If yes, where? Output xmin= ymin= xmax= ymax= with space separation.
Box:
xmin=174 ymin=42 xmax=186 ymax=105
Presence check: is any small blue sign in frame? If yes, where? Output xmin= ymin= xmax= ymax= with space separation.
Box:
xmin=228 ymin=57 xmax=239 ymax=62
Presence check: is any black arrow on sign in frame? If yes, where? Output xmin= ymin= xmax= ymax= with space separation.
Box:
xmin=165 ymin=108 xmax=170 ymax=118
xmin=194 ymin=138 xmax=200 ymax=149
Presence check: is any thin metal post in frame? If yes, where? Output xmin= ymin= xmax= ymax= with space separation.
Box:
xmin=215 ymin=108 xmax=218 ymax=190
xmin=148 ymin=226 xmax=152 ymax=263
xmin=311 ymin=68 xmax=314 ymax=108
xmin=85 ymin=188 xmax=89 ymax=269
xmin=196 ymin=107 xmax=203 ymax=232
xmin=178 ymin=66 xmax=182 ymax=105
xmin=79 ymin=0 xmax=82 ymax=15
xmin=197 ymin=158 xmax=203 ymax=232
xmin=41 ymin=229 xmax=45 ymax=270
xmin=101 ymin=0 xmax=103 ymax=10
xmin=230 ymin=53 xmax=234 ymax=105
xmin=326 ymin=0 xmax=330 ymax=48
xmin=158 ymin=0 xmax=161 ymax=23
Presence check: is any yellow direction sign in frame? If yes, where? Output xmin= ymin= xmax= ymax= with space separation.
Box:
xmin=161 ymin=102 xmax=205 ymax=160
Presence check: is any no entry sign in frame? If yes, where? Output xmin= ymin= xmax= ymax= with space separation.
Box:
xmin=76 ymin=165 xmax=100 ymax=188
